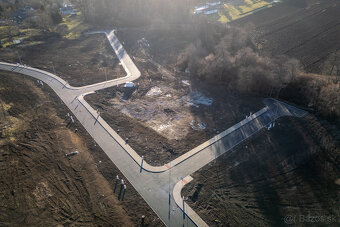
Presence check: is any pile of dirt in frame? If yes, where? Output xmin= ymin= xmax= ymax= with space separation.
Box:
xmin=0 ymin=33 xmax=125 ymax=87
xmin=0 ymin=72 xmax=163 ymax=226
xmin=182 ymin=116 xmax=340 ymax=226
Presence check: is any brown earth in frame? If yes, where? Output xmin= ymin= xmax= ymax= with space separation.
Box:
xmin=182 ymin=115 xmax=340 ymax=226
xmin=0 ymin=33 xmax=125 ymax=87
xmin=85 ymin=34 xmax=264 ymax=165
xmin=180 ymin=0 xmax=340 ymax=226
xmin=0 ymin=71 xmax=163 ymax=226
xmin=233 ymin=0 xmax=340 ymax=76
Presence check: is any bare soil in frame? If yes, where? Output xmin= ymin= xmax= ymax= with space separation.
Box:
xmin=0 ymin=33 xmax=125 ymax=87
xmin=234 ymin=0 xmax=340 ymax=76
xmin=181 ymin=1 xmax=340 ymax=225
xmin=183 ymin=115 xmax=340 ymax=226
xmin=0 ymin=72 xmax=163 ymax=226
xmin=86 ymin=27 xmax=264 ymax=165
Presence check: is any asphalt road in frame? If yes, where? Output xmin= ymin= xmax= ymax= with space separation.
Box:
xmin=0 ymin=30 xmax=307 ymax=226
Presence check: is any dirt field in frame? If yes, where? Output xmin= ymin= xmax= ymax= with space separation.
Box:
xmin=1 ymin=1 xmax=339 ymax=225
xmin=234 ymin=0 xmax=340 ymax=76
xmin=86 ymin=27 xmax=264 ymax=165
xmin=179 ymin=1 xmax=340 ymax=225
xmin=0 ymin=33 xmax=125 ymax=87
xmin=0 ymin=72 xmax=163 ymax=226
xmin=183 ymin=115 xmax=340 ymax=226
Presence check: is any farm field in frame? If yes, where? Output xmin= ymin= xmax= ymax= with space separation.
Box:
xmin=219 ymin=0 xmax=283 ymax=23
xmin=233 ymin=0 xmax=340 ymax=75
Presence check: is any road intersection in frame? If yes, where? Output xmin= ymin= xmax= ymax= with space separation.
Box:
xmin=0 ymin=30 xmax=307 ymax=226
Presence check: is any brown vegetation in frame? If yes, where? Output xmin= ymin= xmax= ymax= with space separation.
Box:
xmin=281 ymin=74 xmax=340 ymax=122
xmin=178 ymin=25 xmax=301 ymax=98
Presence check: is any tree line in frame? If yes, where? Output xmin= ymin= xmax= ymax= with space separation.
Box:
xmin=176 ymin=21 xmax=339 ymax=120
xmin=177 ymin=23 xmax=300 ymax=98
xmin=0 ymin=0 xmax=63 ymax=30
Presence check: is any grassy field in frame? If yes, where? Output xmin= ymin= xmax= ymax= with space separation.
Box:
xmin=0 ymin=26 xmax=43 ymax=48
xmin=0 ymin=11 xmax=89 ymax=49
xmin=218 ymin=0 xmax=283 ymax=23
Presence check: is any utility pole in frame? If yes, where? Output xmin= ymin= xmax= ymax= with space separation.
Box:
xmin=51 ymin=62 xmax=56 ymax=75
xmin=168 ymin=150 xmax=173 ymax=225
xmin=140 ymin=155 xmax=144 ymax=173
xmin=17 ymin=51 xmax=22 ymax=65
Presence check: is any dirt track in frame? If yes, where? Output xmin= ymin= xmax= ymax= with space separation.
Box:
xmin=0 ymin=72 xmax=162 ymax=226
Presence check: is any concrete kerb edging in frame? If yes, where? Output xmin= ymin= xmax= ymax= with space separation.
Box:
xmin=0 ymin=62 xmax=137 ymax=94
xmin=1 ymin=30 xmax=139 ymax=93
xmin=0 ymin=62 xmax=301 ymax=175
xmin=76 ymin=93 xmax=147 ymax=169
xmin=77 ymin=90 xmax=275 ymax=173
xmin=76 ymin=89 xmax=278 ymax=173
xmin=173 ymin=176 xmax=209 ymax=227
xmin=162 ymin=106 xmax=270 ymax=169
xmin=0 ymin=62 xmax=280 ymax=174
xmin=1 ymin=30 xmax=308 ymax=175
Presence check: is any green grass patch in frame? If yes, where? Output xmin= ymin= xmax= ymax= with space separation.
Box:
xmin=218 ymin=0 xmax=283 ymax=23
xmin=0 ymin=25 xmax=43 ymax=47
xmin=59 ymin=12 xmax=90 ymax=39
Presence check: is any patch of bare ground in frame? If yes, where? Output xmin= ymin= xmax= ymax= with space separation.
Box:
xmin=234 ymin=0 xmax=340 ymax=75
xmin=0 ymin=72 xmax=162 ymax=226
xmin=86 ymin=58 xmax=264 ymax=166
xmin=0 ymin=33 xmax=125 ymax=87
xmin=182 ymin=115 xmax=340 ymax=226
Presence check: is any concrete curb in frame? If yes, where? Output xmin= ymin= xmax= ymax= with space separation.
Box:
xmin=173 ymin=176 xmax=209 ymax=227
xmin=0 ymin=28 xmax=309 ymax=227
xmin=0 ymin=62 xmax=308 ymax=174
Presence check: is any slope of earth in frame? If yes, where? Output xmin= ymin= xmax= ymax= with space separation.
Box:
xmin=233 ymin=0 xmax=340 ymax=76
xmin=182 ymin=115 xmax=340 ymax=226
xmin=0 ymin=33 xmax=125 ymax=87
xmin=0 ymin=72 xmax=162 ymax=226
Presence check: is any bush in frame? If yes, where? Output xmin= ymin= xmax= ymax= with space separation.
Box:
xmin=179 ymin=25 xmax=300 ymax=97
xmin=281 ymin=74 xmax=340 ymax=121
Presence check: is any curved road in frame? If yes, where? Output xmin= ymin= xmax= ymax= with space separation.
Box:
xmin=0 ymin=30 xmax=307 ymax=226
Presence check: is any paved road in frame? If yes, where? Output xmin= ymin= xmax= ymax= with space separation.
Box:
xmin=0 ymin=29 xmax=307 ymax=226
